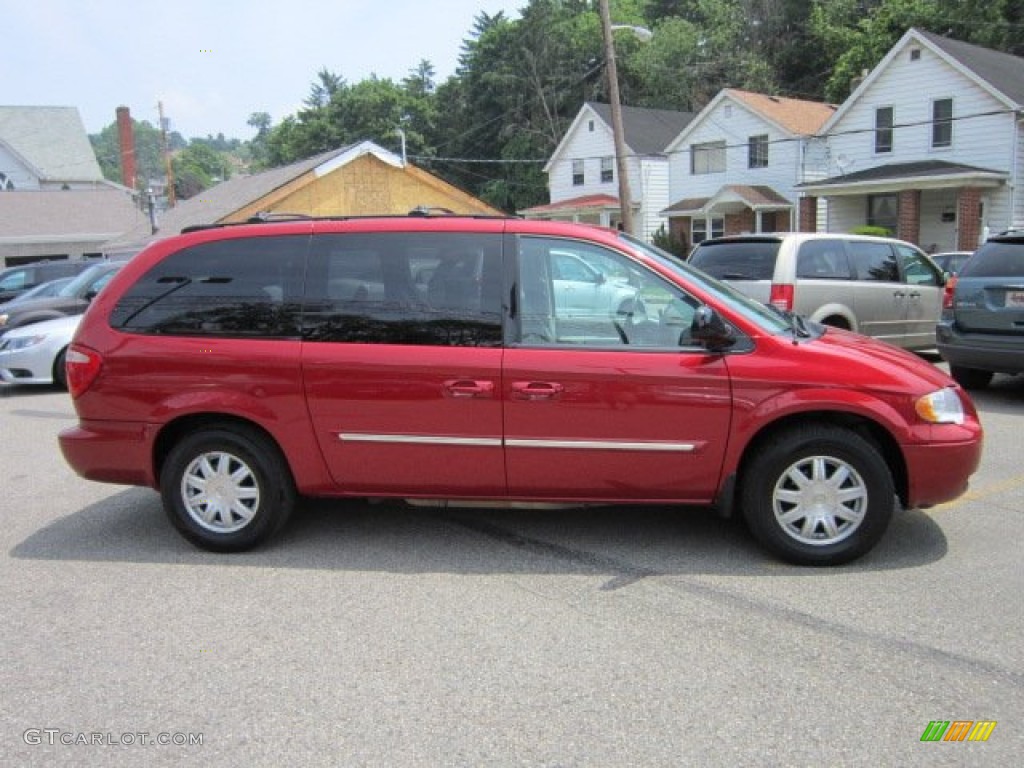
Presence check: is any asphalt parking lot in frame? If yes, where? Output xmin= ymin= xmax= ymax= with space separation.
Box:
xmin=0 ymin=372 xmax=1021 ymax=767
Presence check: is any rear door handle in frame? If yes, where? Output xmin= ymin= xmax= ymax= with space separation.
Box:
xmin=443 ymin=379 xmax=495 ymax=399
xmin=511 ymin=381 xmax=564 ymax=400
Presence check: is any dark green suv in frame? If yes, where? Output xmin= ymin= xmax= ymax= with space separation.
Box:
xmin=936 ymin=232 xmax=1024 ymax=389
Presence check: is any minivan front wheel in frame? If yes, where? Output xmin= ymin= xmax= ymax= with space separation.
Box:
xmin=161 ymin=425 xmax=295 ymax=552
xmin=740 ymin=426 xmax=894 ymax=566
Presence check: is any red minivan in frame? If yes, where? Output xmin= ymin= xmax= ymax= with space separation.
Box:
xmin=59 ymin=216 xmax=982 ymax=565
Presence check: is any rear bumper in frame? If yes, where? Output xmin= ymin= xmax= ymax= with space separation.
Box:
xmin=936 ymin=323 xmax=1024 ymax=374
xmin=59 ymin=420 xmax=157 ymax=488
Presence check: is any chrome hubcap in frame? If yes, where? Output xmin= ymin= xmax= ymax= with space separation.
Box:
xmin=772 ymin=456 xmax=867 ymax=546
xmin=181 ymin=451 xmax=260 ymax=533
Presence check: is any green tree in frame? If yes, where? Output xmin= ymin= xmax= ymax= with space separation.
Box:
xmin=172 ymin=142 xmax=231 ymax=200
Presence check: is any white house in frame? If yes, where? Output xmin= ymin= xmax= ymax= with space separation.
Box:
xmin=0 ymin=106 xmax=146 ymax=266
xmin=797 ymin=28 xmax=1024 ymax=251
xmin=661 ymin=89 xmax=835 ymax=248
xmin=520 ymin=102 xmax=695 ymax=241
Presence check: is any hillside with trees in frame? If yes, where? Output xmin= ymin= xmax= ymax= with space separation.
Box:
xmin=90 ymin=0 xmax=1023 ymax=209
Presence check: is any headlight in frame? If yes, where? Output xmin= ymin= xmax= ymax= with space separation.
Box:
xmin=0 ymin=333 xmax=46 ymax=352
xmin=915 ymin=388 xmax=965 ymax=425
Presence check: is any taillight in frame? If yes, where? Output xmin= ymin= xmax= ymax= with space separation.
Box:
xmin=769 ymin=283 xmax=794 ymax=311
xmin=942 ymin=275 xmax=958 ymax=310
xmin=65 ymin=344 xmax=102 ymax=398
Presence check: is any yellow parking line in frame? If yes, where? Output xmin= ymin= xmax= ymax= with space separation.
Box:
xmin=930 ymin=473 xmax=1024 ymax=510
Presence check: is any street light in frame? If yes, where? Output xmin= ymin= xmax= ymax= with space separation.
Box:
xmin=598 ymin=0 xmax=651 ymax=236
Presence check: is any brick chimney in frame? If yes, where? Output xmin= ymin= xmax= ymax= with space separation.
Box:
xmin=115 ymin=106 xmax=137 ymax=190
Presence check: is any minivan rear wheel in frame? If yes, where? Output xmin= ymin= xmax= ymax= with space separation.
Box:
xmin=740 ymin=426 xmax=894 ymax=566
xmin=160 ymin=425 xmax=295 ymax=552
xmin=949 ymin=366 xmax=993 ymax=390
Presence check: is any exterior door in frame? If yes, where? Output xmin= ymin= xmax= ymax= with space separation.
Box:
xmin=895 ymin=243 xmax=945 ymax=348
xmin=846 ymin=240 xmax=908 ymax=343
xmin=301 ymin=230 xmax=507 ymax=497
xmin=503 ymin=235 xmax=733 ymax=502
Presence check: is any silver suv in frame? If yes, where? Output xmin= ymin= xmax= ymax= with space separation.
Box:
xmin=688 ymin=233 xmax=945 ymax=350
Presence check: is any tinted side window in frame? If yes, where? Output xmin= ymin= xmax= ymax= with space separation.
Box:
xmin=303 ymin=232 xmax=502 ymax=347
xmin=688 ymin=241 xmax=779 ymax=280
xmin=959 ymin=242 xmax=1024 ymax=278
xmin=895 ymin=244 xmax=941 ymax=286
xmin=110 ymin=236 xmax=306 ymax=338
xmin=795 ymin=240 xmax=853 ymax=279
xmin=848 ymin=241 xmax=899 ymax=282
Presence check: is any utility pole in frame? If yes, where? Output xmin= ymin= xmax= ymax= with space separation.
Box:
xmin=599 ymin=0 xmax=634 ymax=235
xmin=158 ymin=101 xmax=176 ymax=208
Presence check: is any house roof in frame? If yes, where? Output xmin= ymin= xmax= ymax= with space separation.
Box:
xmin=797 ymin=159 xmax=1007 ymax=195
xmin=666 ymin=89 xmax=835 ymax=152
xmin=725 ymin=90 xmax=837 ymax=135
xmin=662 ymin=185 xmax=791 ymax=216
xmin=520 ymin=193 xmax=620 ymax=215
xmin=0 ymin=188 xmax=148 ymax=241
xmin=105 ymin=140 xmax=500 ymax=250
xmin=584 ymin=102 xmax=697 ymax=155
xmin=0 ymin=106 xmax=104 ymax=183
xmin=915 ymin=29 xmax=1024 ymax=106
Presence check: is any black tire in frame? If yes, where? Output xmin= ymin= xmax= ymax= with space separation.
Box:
xmin=53 ymin=347 xmax=68 ymax=390
xmin=160 ymin=424 xmax=295 ymax=552
xmin=949 ymin=365 xmax=993 ymax=390
xmin=740 ymin=426 xmax=895 ymax=566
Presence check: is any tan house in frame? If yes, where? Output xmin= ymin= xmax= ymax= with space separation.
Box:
xmin=108 ymin=140 xmax=502 ymax=254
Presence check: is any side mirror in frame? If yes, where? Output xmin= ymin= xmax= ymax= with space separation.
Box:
xmin=691 ymin=305 xmax=736 ymax=351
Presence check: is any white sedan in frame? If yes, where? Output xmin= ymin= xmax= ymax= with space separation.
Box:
xmin=0 ymin=313 xmax=82 ymax=389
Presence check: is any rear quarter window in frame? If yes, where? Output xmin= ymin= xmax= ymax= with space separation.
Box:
xmin=688 ymin=241 xmax=779 ymax=280
xmin=110 ymin=236 xmax=307 ymax=338
xmin=795 ymin=240 xmax=853 ymax=279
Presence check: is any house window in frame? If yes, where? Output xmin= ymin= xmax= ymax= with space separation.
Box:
xmin=748 ymin=135 xmax=769 ymax=168
xmin=692 ymin=216 xmax=725 ymax=244
xmin=875 ymin=107 xmax=893 ymax=153
xmin=600 ymin=157 xmax=614 ymax=183
xmin=932 ymin=98 xmax=953 ymax=148
xmin=867 ymin=193 xmax=898 ymax=234
xmin=588 ymin=120 xmax=595 ymax=132
xmin=572 ymin=159 xmax=584 ymax=186
xmin=691 ymin=141 xmax=726 ymax=174
xmin=910 ymin=49 xmax=921 ymax=61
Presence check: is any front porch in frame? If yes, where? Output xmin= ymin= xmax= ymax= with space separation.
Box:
xmin=661 ymin=185 xmax=793 ymax=249
xmin=797 ymin=160 xmax=1007 ymax=250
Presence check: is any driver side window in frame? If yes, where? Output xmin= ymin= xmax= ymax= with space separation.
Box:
xmin=515 ymin=236 xmax=699 ymax=348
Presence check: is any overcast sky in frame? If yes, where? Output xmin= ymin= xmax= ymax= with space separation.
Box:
xmin=3 ymin=0 xmax=524 ymax=140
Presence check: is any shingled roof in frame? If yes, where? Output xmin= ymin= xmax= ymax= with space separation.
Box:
xmin=0 ymin=106 xmax=104 ymax=184
xmin=915 ymin=28 xmax=1024 ymax=106
xmin=585 ymin=102 xmax=696 ymax=154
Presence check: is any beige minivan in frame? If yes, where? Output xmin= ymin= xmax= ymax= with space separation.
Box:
xmin=688 ymin=233 xmax=945 ymax=350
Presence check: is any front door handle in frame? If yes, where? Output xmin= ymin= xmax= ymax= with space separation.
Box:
xmin=511 ymin=381 xmax=564 ymax=401
xmin=443 ymin=379 xmax=495 ymax=399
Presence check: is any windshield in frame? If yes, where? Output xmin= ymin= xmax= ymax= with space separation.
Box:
xmin=619 ymin=234 xmax=791 ymax=335
xmin=59 ymin=264 xmax=109 ymax=297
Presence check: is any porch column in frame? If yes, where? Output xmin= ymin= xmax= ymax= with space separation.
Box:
xmin=897 ymin=189 xmax=921 ymax=245
xmin=957 ymin=187 xmax=982 ymax=250
xmin=798 ymin=196 xmax=817 ymax=232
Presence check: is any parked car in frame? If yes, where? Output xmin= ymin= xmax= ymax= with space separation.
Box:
xmin=0 ymin=313 xmax=81 ymax=389
xmin=687 ymin=233 xmax=946 ymax=350
xmin=0 ymin=276 xmax=75 ymax=310
xmin=936 ymin=231 xmax=1024 ymax=388
xmin=59 ymin=216 xmax=981 ymax=566
xmin=0 ymin=259 xmax=93 ymax=303
xmin=0 ymin=262 xmax=122 ymax=332
xmin=930 ymin=250 xmax=973 ymax=275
